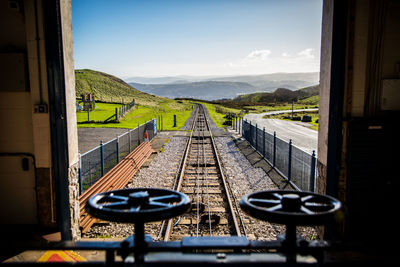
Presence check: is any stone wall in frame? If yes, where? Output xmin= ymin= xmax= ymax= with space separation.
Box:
xmin=68 ymin=162 xmax=81 ymax=240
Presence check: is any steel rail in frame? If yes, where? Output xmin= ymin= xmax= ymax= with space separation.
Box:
xmin=163 ymin=104 xmax=245 ymax=240
xmin=163 ymin=105 xmax=198 ymax=241
xmin=203 ymin=127 xmax=213 ymax=235
xmin=202 ymin=105 xmax=243 ymax=236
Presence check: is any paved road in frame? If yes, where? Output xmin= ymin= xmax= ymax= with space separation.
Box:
xmin=244 ymin=109 xmax=318 ymax=154
xmin=78 ymin=128 xmax=130 ymax=154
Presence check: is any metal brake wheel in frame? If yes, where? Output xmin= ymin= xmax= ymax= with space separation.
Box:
xmin=240 ymin=190 xmax=342 ymax=225
xmin=85 ymin=188 xmax=191 ymax=223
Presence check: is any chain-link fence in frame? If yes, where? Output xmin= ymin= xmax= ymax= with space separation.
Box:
xmin=242 ymin=120 xmax=316 ymax=192
xmin=79 ymin=119 xmax=157 ymax=194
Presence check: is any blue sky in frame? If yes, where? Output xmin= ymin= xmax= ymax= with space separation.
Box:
xmin=72 ymin=0 xmax=323 ymax=78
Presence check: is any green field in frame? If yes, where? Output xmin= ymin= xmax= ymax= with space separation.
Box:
xmin=201 ymin=102 xmax=242 ymax=128
xmin=76 ymin=102 xmax=123 ymax=122
xmin=77 ymin=100 xmax=194 ymax=130
xmin=76 ymin=100 xmax=242 ymax=130
xmin=243 ymin=103 xmax=318 ymax=114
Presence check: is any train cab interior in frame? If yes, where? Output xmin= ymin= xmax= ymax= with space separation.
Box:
xmin=0 ymin=0 xmax=399 ymax=266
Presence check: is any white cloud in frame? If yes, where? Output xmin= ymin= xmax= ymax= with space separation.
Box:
xmin=221 ymin=48 xmax=320 ymax=75
xmin=297 ymin=48 xmax=315 ymax=58
xmin=114 ymin=48 xmax=320 ymax=77
xmin=244 ymin=49 xmax=271 ymax=61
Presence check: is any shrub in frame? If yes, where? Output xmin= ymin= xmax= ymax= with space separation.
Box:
xmin=302 ymin=115 xmax=312 ymax=122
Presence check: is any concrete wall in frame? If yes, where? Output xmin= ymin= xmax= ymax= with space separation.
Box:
xmin=317 ymin=0 xmax=334 ymax=195
xmin=60 ymin=0 xmax=80 ymax=240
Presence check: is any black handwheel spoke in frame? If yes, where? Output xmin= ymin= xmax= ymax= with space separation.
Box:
xmin=249 ymin=198 xmax=281 ymax=206
xmin=300 ymin=206 xmax=314 ymax=215
xmin=148 ymin=201 xmax=173 ymax=208
xmin=107 ymin=194 xmax=129 ymax=201
xmin=301 ymin=195 xmax=314 ymax=202
xmin=150 ymin=194 xmax=180 ymax=203
xmin=272 ymin=193 xmax=283 ymax=200
xmin=267 ymin=204 xmax=282 ymax=212
xmin=103 ymin=202 xmax=130 ymax=209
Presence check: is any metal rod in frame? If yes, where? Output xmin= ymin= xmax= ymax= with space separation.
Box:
xmin=263 ymin=127 xmax=266 ymax=158
xmin=78 ymin=153 xmax=82 ymax=195
xmin=134 ymin=222 xmax=145 ymax=264
xmin=116 ymin=135 xmax=119 ymax=164
xmin=288 ymin=139 xmax=292 ymax=181
xmin=100 ymin=140 xmax=104 ymax=177
xmin=273 ymin=131 xmax=277 ymax=167
xmin=310 ymin=150 xmax=316 ymax=192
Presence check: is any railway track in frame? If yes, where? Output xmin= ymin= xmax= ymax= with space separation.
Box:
xmin=160 ymin=104 xmax=247 ymax=241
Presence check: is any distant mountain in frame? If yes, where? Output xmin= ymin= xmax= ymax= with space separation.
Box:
xmin=232 ymin=85 xmax=319 ymax=103
xmin=205 ymin=72 xmax=319 ymax=91
xmin=125 ymin=72 xmax=319 ymax=100
xmin=129 ymin=81 xmax=258 ymax=101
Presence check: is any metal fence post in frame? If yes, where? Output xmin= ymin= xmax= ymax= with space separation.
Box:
xmin=116 ymin=135 xmax=120 ymax=164
xmin=249 ymin=121 xmax=252 ymax=146
xmin=100 ymin=140 xmax=104 ymax=177
xmin=288 ymin=139 xmax=292 ymax=181
xmin=78 ymin=153 xmax=82 ymax=195
xmin=128 ymin=130 xmax=131 ymax=152
xmin=255 ymin=123 xmax=258 ymax=151
xmin=310 ymin=150 xmax=316 ymax=192
xmin=137 ymin=123 xmax=140 ymax=146
xmin=115 ymin=108 xmax=118 ymax=120
xmin=263 ymin=127 xmax=266 ymax=157
xmin=273 ymin=131 xmax=276 ymax=167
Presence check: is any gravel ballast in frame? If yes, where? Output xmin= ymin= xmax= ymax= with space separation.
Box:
xmin=215 ymin=136 xmax=317 ymax=241
xmin=84 ymin=134 xmax=316 ymax=241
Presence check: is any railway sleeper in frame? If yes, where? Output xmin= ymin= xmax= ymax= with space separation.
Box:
xmin=189 ymin=163 xmax=216 ymax=167
xmin=183 ymin=182 xmax=221 ymax=187
xmin=183 ymin=188 xmax=222 ymax=194
xmin=177 ymin=218 xmax=228 ymax=225
xmin=191 ymin=202 xmax=205 ymax=213
xmin=200 ymin=214 xmax=221 ymax=226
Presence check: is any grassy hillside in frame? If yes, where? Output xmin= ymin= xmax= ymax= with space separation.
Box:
xmin=76 ymin=69 xmax=166 ymax=106
xmin=75 ymin=69 xmax=194 ymax=129
xmin=232 ymin=85 xmax=319 ymax=104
